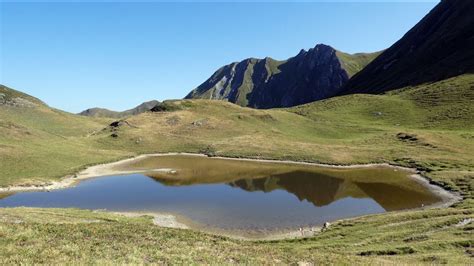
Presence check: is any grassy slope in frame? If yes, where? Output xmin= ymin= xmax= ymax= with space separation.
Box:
xmin=0 ymin=75 xmax=473 ymax=263
xmin=336 ymin=50 xmax=383 ymax=77
xmin=0 ymin=85 xmax=45 ymax=106
xmin=0 ymin=204 xmax=472 ymax=264
xmin=0 ymin=99 xmax=131 ymax=186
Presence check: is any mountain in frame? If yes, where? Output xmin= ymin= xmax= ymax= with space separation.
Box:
xmin=79 ymin=100 xmax=159 ymax=118
xmin=185 ymin=44 xmax=381 ymax=108
xmin=341 ymin=0 xmax=474 ymax=95
xmin=78 ymin=107 xmax=122 ymax=118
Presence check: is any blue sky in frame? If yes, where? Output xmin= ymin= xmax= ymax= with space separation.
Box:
xmin=0 ymin=1 xmax=438 ymax=113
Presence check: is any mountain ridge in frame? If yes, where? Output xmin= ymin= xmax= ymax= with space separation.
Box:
xmin=186 ymin=44 xmax=381 ymax=108
xmin=341 ymin=0 xmax=474 ymax=95
xmin=79 ymin=100 xmax=159 ymax=118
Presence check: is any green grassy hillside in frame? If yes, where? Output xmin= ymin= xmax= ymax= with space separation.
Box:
xmin=0 ymin=85 xmax=45 ymax=106
xmin=1 ymin=75 xmax=473 ymax=189
xmin=0 ymin=85 xmax=130 ymax=186
xmin=0 ymin=75 xmax=473 ymax=263
xmin=336 ymin=50 xmax=383 ymax=77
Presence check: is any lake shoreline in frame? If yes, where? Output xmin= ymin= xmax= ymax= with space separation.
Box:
xmin=108 ymin=210 xmax=323 ymax=241
xmin=0 ymin=152 xmax=462 ymax=240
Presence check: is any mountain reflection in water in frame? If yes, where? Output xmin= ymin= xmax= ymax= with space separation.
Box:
xmin=143 ymin=156 xmax=441 ymax=212
xmin=226 ymin=171 xmax=440 ymax=211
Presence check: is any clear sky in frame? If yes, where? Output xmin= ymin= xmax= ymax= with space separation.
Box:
xmin=0 ymin=1 xmax=438 ymax=113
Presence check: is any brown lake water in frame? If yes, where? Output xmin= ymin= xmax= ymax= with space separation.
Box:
xmin=0 ymin=155 xmax=443 ymax=232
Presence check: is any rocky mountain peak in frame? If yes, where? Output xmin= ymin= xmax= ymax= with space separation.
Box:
xmin=186 ymin=43 xmax=380 ymax=108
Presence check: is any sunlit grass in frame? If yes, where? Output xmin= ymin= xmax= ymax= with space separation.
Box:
xmin=0 ymin=75 xmax=473 ymax=263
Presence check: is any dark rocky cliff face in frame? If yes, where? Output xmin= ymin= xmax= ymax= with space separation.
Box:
xmin=341 ymin=0 xmax=474 ymax=95
xmin=249 ymin=44 xmax=349 ymax=108
xmin=186 ymin=44 xmax=375 ymax=109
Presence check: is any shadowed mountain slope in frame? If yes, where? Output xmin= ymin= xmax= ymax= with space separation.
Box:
xmin=341 ymin=0 xmax=474 ymax=95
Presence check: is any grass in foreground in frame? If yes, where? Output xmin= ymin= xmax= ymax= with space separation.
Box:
xmin=0 ymin=206 xmax=472 ymax=264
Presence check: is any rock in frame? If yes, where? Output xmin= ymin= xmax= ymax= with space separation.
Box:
xmin=323 ymin=222 xmax=331 ymax=230
xmin=109 ymin=121 xmax=122 ymax=128
xmin=108 ymin=120 xmax=137 ymax=129
xmin=104 ymin=120 xmax=137 ymax=133
xmin=151 ymin=104 xmax=168 ymax=112
xmin=455 ymin=218 xmax=472 ymax=227
xmin=191 ymin=119 xmax=209 ymax=127
xmin=0 ymin=96 xmax=37 ymax=108
xmin=110 ymin=133 xmax=119 ymax=138
xmin=396 ymin=132 xmax=418 ymax=142
xmin=191 ymin=120 xmax=203 ymax=126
